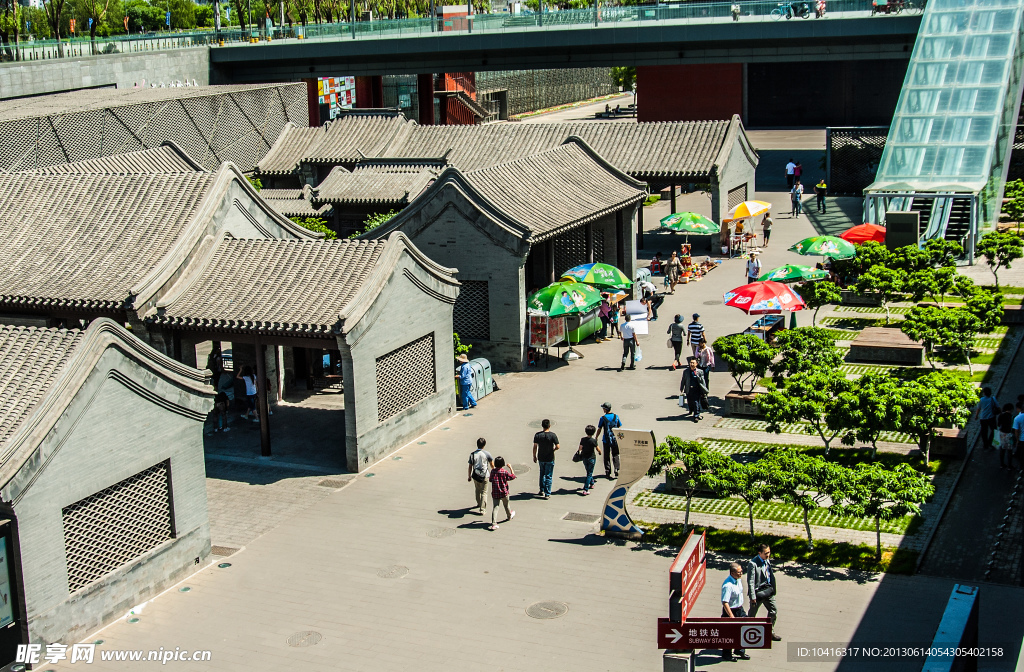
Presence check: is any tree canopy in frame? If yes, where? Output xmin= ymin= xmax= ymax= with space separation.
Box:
xmin=714 ymin=334 xmax=776 ymax=393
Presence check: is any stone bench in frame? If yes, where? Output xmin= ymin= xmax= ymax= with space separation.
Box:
xmin=725 ymin=387 xmax=766 ymax=417
xmin=932 ymin=427 xmax=967 ymax=458
xmin=849 ymin=327 xmax=924 ymax=365
xmin=1003 ymin=304 xmax=1024 ymax=325
xmin=840 ymin=289 xmax=883 ymax=307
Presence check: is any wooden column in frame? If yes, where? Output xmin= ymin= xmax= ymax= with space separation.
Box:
xmin=585 ymin=222 xmax=595 ymax=263
xmin=670 ymin=183 xmax=677 ymax=213
xmin=254 ymin=335 xmax=272 ymax=457
xmin=616 ymin=210 xmax=625 ymax=271
xmin=546 ymin=239 xmax=556 ymax=283
xmin=637 ymin=203 xmax=645 ymax=250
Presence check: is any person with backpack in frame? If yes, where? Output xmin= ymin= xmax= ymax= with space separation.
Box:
xmin=596 ymin=402 xmax=622 ymax=479
xmin=488 ymin=456 xmax=516 ymax=531
xmin=575 ymin=424 xmax=601 ymax=495
xmin=467 ymin=438 xmax=493 ymax=514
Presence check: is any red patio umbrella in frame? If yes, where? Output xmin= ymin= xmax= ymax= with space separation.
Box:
xmin=840 ymin=223 xmax=887 ymax=244
xmin=723 ymin=281 xmax=806 ymax=315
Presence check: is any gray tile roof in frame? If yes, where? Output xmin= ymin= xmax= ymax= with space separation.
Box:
xmin=462 ymin=141 xmax=645 ymax=240
xmin=263 ymin=198 xmax=334 ymax=219
xmin=0 ymin=173 xmax=215 ymax=309
xmin=255 ymin=123 xmax=326 ymax=175
xmin=17 ymin=143 xmax=205 ymax=174
xmin=314 ymin=165 xmax=436 ymax=205
xmin=152 ymin=238 xmax=388 ymax=336
xmin=384 ymin=120 xmax=732 ymax=178
xmin=301 ymin=111 xmax=414 ymax=164
xmin=0 ymin=326 xmax=84 ymax=446
xmin=259 ymin=188 xmax=305 ymax=199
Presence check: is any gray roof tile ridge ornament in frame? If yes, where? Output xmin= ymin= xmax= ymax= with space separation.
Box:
xmin=157 ymin=141 xmax=207 ymax=171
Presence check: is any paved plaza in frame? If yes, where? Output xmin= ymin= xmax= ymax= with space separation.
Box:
xmin=40 ymin=178 xmax=1024 ymax=672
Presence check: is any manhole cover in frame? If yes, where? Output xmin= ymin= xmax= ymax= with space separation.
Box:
xmin=210 ymin=545 xmax=238 ymax=557
xmin=703 ymin=300 xmax=722 ymax=306
xmin=376 ymin=565 xmax=409 ymax=579
xmin=526 ymin=601 xmax=569 ymax=619
xmin=512 ymin=463 xmax=531 ymax=474
xmin=287 ymin=631 xmax=323 ymax=647
xmin=426 ymin=527 xmax=456 ymax=539
xmin=621 ymin=403 xmax=643 ymax=410
xmin=317 ymin=478 xmax=352 ymax=489
xmin=563 ymin=512 xmax=601 ymax=524
xmin=528 ymin=419 xmax=555 ymax=429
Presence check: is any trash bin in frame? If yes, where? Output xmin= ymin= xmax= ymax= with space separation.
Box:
xmin=470 ymin=357 xmax=493 ymax=396
xmin=635 ymin=267 xmax=652 ymax=284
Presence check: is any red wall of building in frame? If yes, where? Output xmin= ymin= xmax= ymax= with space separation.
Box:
xmin=637 ymin=64 xmax=743 ymax=123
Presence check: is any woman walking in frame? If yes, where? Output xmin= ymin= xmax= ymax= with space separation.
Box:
xmin=761 ymin=214 xmax=773 ymax=248
xmin=698 ymin=337 xmax=715 ymax=391
xmin=577 ymin=425 xmax=601 ymax=495
xmin=666 ymin=251 xmax=684 ymax=294
xmin=488 ymin=457 xmax=516 ymax=530
xmin=667 ymin=314 xmax=685 ymax=371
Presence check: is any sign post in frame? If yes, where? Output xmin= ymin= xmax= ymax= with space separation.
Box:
xmin=601 ymin=428 xmax=655 ymax=540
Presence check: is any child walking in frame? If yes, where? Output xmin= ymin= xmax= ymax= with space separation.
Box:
xmin=488 ymin=456 xmax=516 ymax=531
xmin=578 ymin=425 xmax=601 ymax=495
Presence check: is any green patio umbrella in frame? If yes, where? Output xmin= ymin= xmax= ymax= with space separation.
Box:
xmin=527 ymin=281 xmax=603 ymax=317
xmin=659 ymin=212 xmax=721 ymax=234
xmin=758 ymin=264 xmax=829 ymax=283
xmin=560 ymin=262 xmax=633 ymax=290
xmin=788 ymin=235 xmax=857 ymax=259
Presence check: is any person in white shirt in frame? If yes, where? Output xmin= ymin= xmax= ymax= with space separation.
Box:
xmin=785 ymin=158 xmax=797 ymax=189
xmin=746 ymin=252 xmax=762 ymax=284
xmin=721 ymin=563 xmax=750 ymax=661
xmin=619 ymin=315 xmax=637 ymax=371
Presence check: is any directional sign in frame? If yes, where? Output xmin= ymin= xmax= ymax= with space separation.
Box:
xmin=669 ymin=559 xmax=706 ymax=623
xmin=657 ymin=617 xmax=773 ymax=650
xmin=670 ymin=530 xmax=705 ymax=591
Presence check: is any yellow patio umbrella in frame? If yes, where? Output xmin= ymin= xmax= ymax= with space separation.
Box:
xmin=728 ymin=200 xmax=772 ymax=220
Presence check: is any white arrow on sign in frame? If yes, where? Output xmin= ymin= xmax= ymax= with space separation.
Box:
xmin=667 ymin=629 xmax=683 ymax=644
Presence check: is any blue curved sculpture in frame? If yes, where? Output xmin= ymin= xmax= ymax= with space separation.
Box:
xmin=601 ymin=429 xmax=656 ymax=540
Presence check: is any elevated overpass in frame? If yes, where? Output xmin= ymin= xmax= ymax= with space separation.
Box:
xmin=210 ymin=10 xmax=921 ymax=81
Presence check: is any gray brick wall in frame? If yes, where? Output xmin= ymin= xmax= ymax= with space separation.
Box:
xmin=6 ymin=347 xmax=210 ymax=645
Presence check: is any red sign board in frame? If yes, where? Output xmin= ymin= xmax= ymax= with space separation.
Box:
xmin=657 ymin=617 xmax=773 ymax=650
xmin=670 ymin=530 xmax=706 ymax=591
xmin=670 ymin=559 xmax=706 ymax=623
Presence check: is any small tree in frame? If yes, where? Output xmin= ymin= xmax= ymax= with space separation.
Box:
xmin=900 ymin=306 xmax=981 ymax=373
xmin=794 ymin=280 xmax=840 ymax=326
xmin=716 ymin=458 xmax=774 ymax=541
xmin=964 ymin=287 xmax=1004 ymax=335
xmin=648 ymin=439 xmax=734 ymax=528
xmin=975 ymin=231 xmax=1024 ymax=288
xmin=889 ymin=244 xmax=933 ymax=274
xmin=923 ymin=238 xmax=963 ymax=269
xmin=760 ymin=449 xmax=849 ymax=549
xmin=844 ymin=370 xmax=904 ymax=458
xmin=453 ymin=332 xmax=472 ymax=359
xmin=755 ymin=368 xmax=854 ymax=454
xmin=1004 ymin=179 xmax=1024 ymax=232
xmin=349 ymin=210 xmax=397 ymax=238
xmin=713 ymin=334 xmax=776 ymax=393
xmin=834 ymin=240 xmax=891 ymax=279
xmin=831 ymin=462 xmax=934 ymax=560
xmin=899 ymin=372 xmax=979 ymax=465
xmin=289 ymin=216 xmax=336 ymax=239
xmin=905 ymin=266 xmax=957 ymax=307
xmin=769 ymin=326 xmax=844 ymax=386
xmin=855 ymin=265 xmax=906 ymax=324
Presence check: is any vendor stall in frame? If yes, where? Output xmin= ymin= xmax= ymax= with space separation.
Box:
xmin=677 ymin=243 xmax=723 ymax=283
xmin=527 ymin=312 xmax=566 ymax=367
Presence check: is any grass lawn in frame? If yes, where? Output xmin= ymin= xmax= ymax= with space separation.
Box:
xmin=636 ymin=522 xmax=918 ymax=574
xmin=634 ymin=491 xmax=917 ymax=535
xmin=695 ymin=438 xmax=948 ymax=475
xmin=714 ymin=417 xmax=915 ymax=444
xmin=835 ymin=305 xmax=914 ymax=316
xmin=819 ymin=316 xmax=889 ymax=330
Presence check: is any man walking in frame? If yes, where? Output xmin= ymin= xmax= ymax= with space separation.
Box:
xmin=687 ymin=313 xmax=705 ymax=358
xmin=467 ymin=438 xmax=493 ymax=514
xmin=785 ymin=158 xmax=796 ymax=189
xmin=619 ymin=314 xmax=637 ymax=371
xmin=533 ymin=419 xmax=559 ymax=499
xmin=745 ymin=252 xmax=761 ymax=285
xmin=975 ymin=387 xmax=1000 ymax=451
xmin=791 ymin=180 xmax=804 ymax=217
xmin=597 ymin=402 xmax=622 ymax=478
xmin=721 ymin=562 xmax=751 ymax=661
xmin=455 ymin=354 xmax=477 ymax=410
xmin=1012 ymin=401 xmax=1024 ymax=470
xmin=747 ymin=544 xmax=783 ymax=641
xmin=815 ymin=177 xmax=828 ymax=214
xmin=681 ymin=358 xmax=709 ymax=422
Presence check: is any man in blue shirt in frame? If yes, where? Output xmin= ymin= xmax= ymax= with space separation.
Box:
xmin=456 ymin=354 xmax=476 ymax=410
xmin=721 ymin=562 xmax=750 ymax=661
xmin=975 ymin=387 xmax=1000 ymax=451
xmin=1012 ymin=401 xmax=1024 ymax=470
xmin=596 ymin=402 xmax=621 ymax=479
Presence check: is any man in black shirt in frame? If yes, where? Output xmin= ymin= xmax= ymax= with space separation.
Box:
xmin=533 ymin=419 xmax=560 ymax=499
xmin=578 ymin=424 xmax=601 ymax=495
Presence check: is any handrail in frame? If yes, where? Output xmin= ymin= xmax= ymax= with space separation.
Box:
xmin=1 ymin=0 xmax=898 ymax=65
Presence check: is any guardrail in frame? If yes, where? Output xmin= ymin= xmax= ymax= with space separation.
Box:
xmin=2 ymin=0 xmax=905 ymax=64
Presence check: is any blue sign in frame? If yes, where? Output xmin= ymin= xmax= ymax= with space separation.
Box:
xmin=165 ymin=11 xmax=171 ymax=25
xmin=88 ymin=17 xmax=93 ymax=28
xmin=225 ymin=7 xmax=230 ymax=19
xmin=25 ymin=20 xmax=30 ymax=30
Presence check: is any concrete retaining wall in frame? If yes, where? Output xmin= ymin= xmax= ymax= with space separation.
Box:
xmin=0 ymin=48 xmax=210 ymax=99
